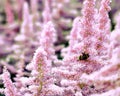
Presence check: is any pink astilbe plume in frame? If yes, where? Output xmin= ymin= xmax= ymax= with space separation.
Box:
xmin=52 ymin=1 xmax=106 ymax=95
xmin=61 ymin=17 xmax=81 ymax=57
xmin=63 ymin=0 xmax=97 ymax=60
xmin=78 ymin=1 xmax=120 ymax=95
xmin=4 ymin=0 xmax=16 ymax=41
xmin=13 ymin=55 xmax=26 ymax=94
xmin=16 ymin=0 xmax=24 ymax=20
xmin=2 ymin=67 xmax=18 ymax=96
xmin=80 ymin=0 xmax=96 ymax=54
xmin=42 ymin=0 xmax=52 ymax=23
xmin=25 ymin=20 xmax=64 ymax=95
xmin=31 ymin=21 xmax=65 ymax=96
xmin=15 ymin=2 xmax=34 ymax=42
xmin=65 ymin=17 xmax=81 ymax=55
xmin=62 ymin=0 xmax=97 ymax=58
xmin=30 ymin=0 xmax=39 ymax=22
xmin=27 ymin=21 xmax=57 ymax=70
xmin=4 ymin=0 xmax=14 ymax=24
xmin=62 ymin=0 xmax=103 ymax=74
xmin=21 ymin=2 xmax=34 ymax=39
xmin=98 ymin=0 xmax=111 ymax=31
xmin=13 ymin=2 xmax=35 ymax=66
xmin=39 ymin=21 xmax=57 ymax=60
xmin=95 ymin=0 xmax=111 ymax=57
xmin=29 ymin=47 xmax=54 ymax=96
xmin=69 ymin=17 xmax=80 ymax=48
xmin=91 ymin=87 xmax=120 ymax=96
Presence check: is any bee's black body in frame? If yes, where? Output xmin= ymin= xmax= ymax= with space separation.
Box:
xmin=78 ymin=52 xmax=89 ymax=60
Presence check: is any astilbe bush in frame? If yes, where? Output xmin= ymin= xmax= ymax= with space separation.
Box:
xmin=0 ymin=0 xmax=120 ymax=96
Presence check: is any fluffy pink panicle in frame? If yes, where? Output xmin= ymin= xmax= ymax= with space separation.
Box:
xmin=42 ymin=0 xmax=52 ymax=23
xmin=98 ymin=0 xmax=111 ymax=31
xmin=5 ymin=0 xmax=14 ymax=23
xmin=95 ymin=0 xmax=111 ymax=56
xmin=61 ymin=17 xmax=81 ymax=57
xmin=40 ymin=21 xmax=56 ymax=60
xmin=20 ymin=2 xmax=34 ymax=39
xmin=69 ymin=17 xmax=81 ymax=51
xmin=27 ymin=21 xmax=56 ymax=70
xmin=40 ymin=21 xmax=56 ymax=46
xmin=91 ymin=87 xmax=120 ymax=96
xmin=30 ymin=0 xmax=39 ymax=21
xmin=22 ymin=2 xmax=29 ymax=23
xmin=80 ymin=0 xmax=96 ymax=54
xmin=62 ymin=0 xmax=97 ymax=57
xmin=32 ymin=47 xmax=48 ymax=71
xmin=2 ymin=67 xmax=18 ymax=96
xmin=29 ymin=46 xmax=54 ymax=96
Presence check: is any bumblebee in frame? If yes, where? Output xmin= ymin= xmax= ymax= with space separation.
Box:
xmin=78 ymin=52 xmax=89 ymax=60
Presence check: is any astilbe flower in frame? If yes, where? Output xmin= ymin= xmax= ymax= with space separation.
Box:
xmin=66 ymin=0 xmax=103 ymax=74
xmin=95 ymin=0 xmax=111 ymax=57
xmin=13 ymin=55 xmax=26 ymax=95
xmin=42 ymin=0 xmax=52 ymax=23
xmin=61 ymin=0 xmax=95 ymax=58
xmin=78 ymin=1 xmax=120 ymax=95
xmin=62 ymin=0 xmax=97 ymax=57
xmin=80 ymin=46 xmax=120 ymax=95
xmin=16 ymin=0 xmax=24 ymax=20
xmin=91 ymin=87 xmax=120 ymax=96
xmin=69 ymin=17 xmax=80 ymax=49
xmin=20 ymin=2 xmax=34 ymax=40
xmin=29 ymin=47 xmax=54 ymax=96
xmin=55 ymin=0 xmax=118 ymax=96
xmin=2 ymin=67 xmax=18 ymax=96
xmin=6 ymin=2 xmax=38 ymax=94
xmin=53 ymin=17 xmax=83 ymax=95
xmin=63 ymin=0 xmax=97 ymax=63
xmin=4 ymin=0 xmax=17 ymax=41
xmin=80 ymin=0 xmax=96 ymax=53
xmin=4 ymin=0 xmax=14 ymax=24
xmin=39 ymin=21 xmax=57 ymax=60
xmin=30 ymin=0 xmax=39 ymax=22
xmin=15 ymin=1 xmax=34 ymax=42
xmin=13 ymin=2 xmax=36 ymax=63
xmin=53 ymin=0 xmax=105 ymax=95
xmin=25 ymin=21 xmax=64 ymax=96
xmin=61 ymin=17 xmax=81 ymax=57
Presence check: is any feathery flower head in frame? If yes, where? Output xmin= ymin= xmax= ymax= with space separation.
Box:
xmin=80 ymin=0 xmax=96 ymax=54
xmin=2 ymin=67 xmax=18 ymax=96
xmin=42 ymin=0 xmax=52 ymax=23
xmin=5 ymin=0 xmax=14 ymax=23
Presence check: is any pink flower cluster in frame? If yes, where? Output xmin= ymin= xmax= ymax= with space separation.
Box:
xmin=0 ymin=0 xmax=120 ymax=96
